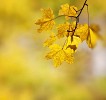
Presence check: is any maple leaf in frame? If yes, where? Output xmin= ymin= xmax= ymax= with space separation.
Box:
xmin=53 ymin=50 xmax=66 ymax=67
xmin=43 ymin=33 xmax=56 ymax=47
xmin=57 ymin=22 xmax=70 ymax=38
xmin=59 ymin=3 xmax=78 ymax=20
xmin=45 ymin=44 xmax=74 ymax=67
xmin=64 ymin=48 xmax=74 ymax=64
xmin=57 ymin=22 xmax=74 ymax=38
xmin=74 ymin=24 xmax=89 ymax=41
xmin=53 ymin=48 xmax=74 ymax=67
xmin=45 ymin=44 xmax=62 ymax=60
xmin=64 ymin=36 xmax=82 ymax=53
xmin=86 ymin=29 xmax=98 ymax=48
xmin=35 ymin=8 xmax=55 ymax=33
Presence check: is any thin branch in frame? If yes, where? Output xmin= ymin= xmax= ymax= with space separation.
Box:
xmin=77 ymin=0 xmax=88 ymax=18
xmin=67 ymin=0 xmax=88 ymax=42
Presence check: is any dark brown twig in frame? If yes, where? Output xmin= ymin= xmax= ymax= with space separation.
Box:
xmin=67 ymin=0 xmax=88 ymax=41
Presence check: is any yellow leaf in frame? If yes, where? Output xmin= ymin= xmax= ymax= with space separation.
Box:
xmin=71 ymin=36 xmax=82 ymax=47
xmin=41 ymin=8 xmax=54 ymax=19
xmin=64 ymin=36 xmax=81 ymax=53
xmin=53 ymin=50 xmax=66 ymax=67
xmin=57 ymin=22 xmax=70 ymax=38
xmin=35 ymin=8 xmax=55 ymax=33
xmin=57 ymin=22 xmax=74 ymax=38
xmin=86 ymin=29 xmax=98 ymax=48
xmin=59 ymin=3 xmax=78 ymax=20
xmin=43 ymin=34 xmax=56 ymax=47
xmin=74 ymin=24 xmax=89 ymax=41
xmin=64 ymin=48 xmax=74 ymax=64
xmin=45 ymin=44 xmax=74 ymax=67
xmin=45 ymin=44 xmax=62 ymax=60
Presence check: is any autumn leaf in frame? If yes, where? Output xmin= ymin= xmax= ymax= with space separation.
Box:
xmin=45 ymin=44 xmax=74 ymax=67
xmin=43 ymin=33 xmax=56 ymax=47
xmin=45 ymin=44 xmax=62 ymax=60
xmin=52 ymin=48 xmax=74 ymax=67
xmin=52 ymin=50 xmax=66 ymax=67
xmin=71 ymin=36 xmax=82 ymax=47
xmin=35 ymin=8 xmax=55 ymax=33
xmin=59 ymin=3 xmax=78 ymax=20
xmin=74 ymin=24 xmax=88 ymax=41
xmin=45 ymin=44 xmax=64 ymax=67
xmin=64 ymin=36 xmax=81 ymax=53
xmin=57 ymin=22 xmax=71 ymax=38
xmin=86 ymin=29 xmax=98 ymax=48
xmin=64 ymin=48 xmax=74 ymax=64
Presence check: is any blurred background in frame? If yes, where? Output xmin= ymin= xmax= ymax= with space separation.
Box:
xmin=0 ymin=0 xmax=106 ymax=100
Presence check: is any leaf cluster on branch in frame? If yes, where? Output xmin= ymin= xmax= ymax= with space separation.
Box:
xmin=35 ymin=0 xmax=100 ymax=67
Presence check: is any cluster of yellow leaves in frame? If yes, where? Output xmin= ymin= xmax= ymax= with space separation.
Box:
xmin=35 ymin=3 xmax=100 ymax=67
xmin=45 ymin=36 xmax=82 ymax=67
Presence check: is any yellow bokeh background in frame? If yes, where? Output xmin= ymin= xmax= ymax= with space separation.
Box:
xmin=0 ymin=0 xmax=106 ymax=100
